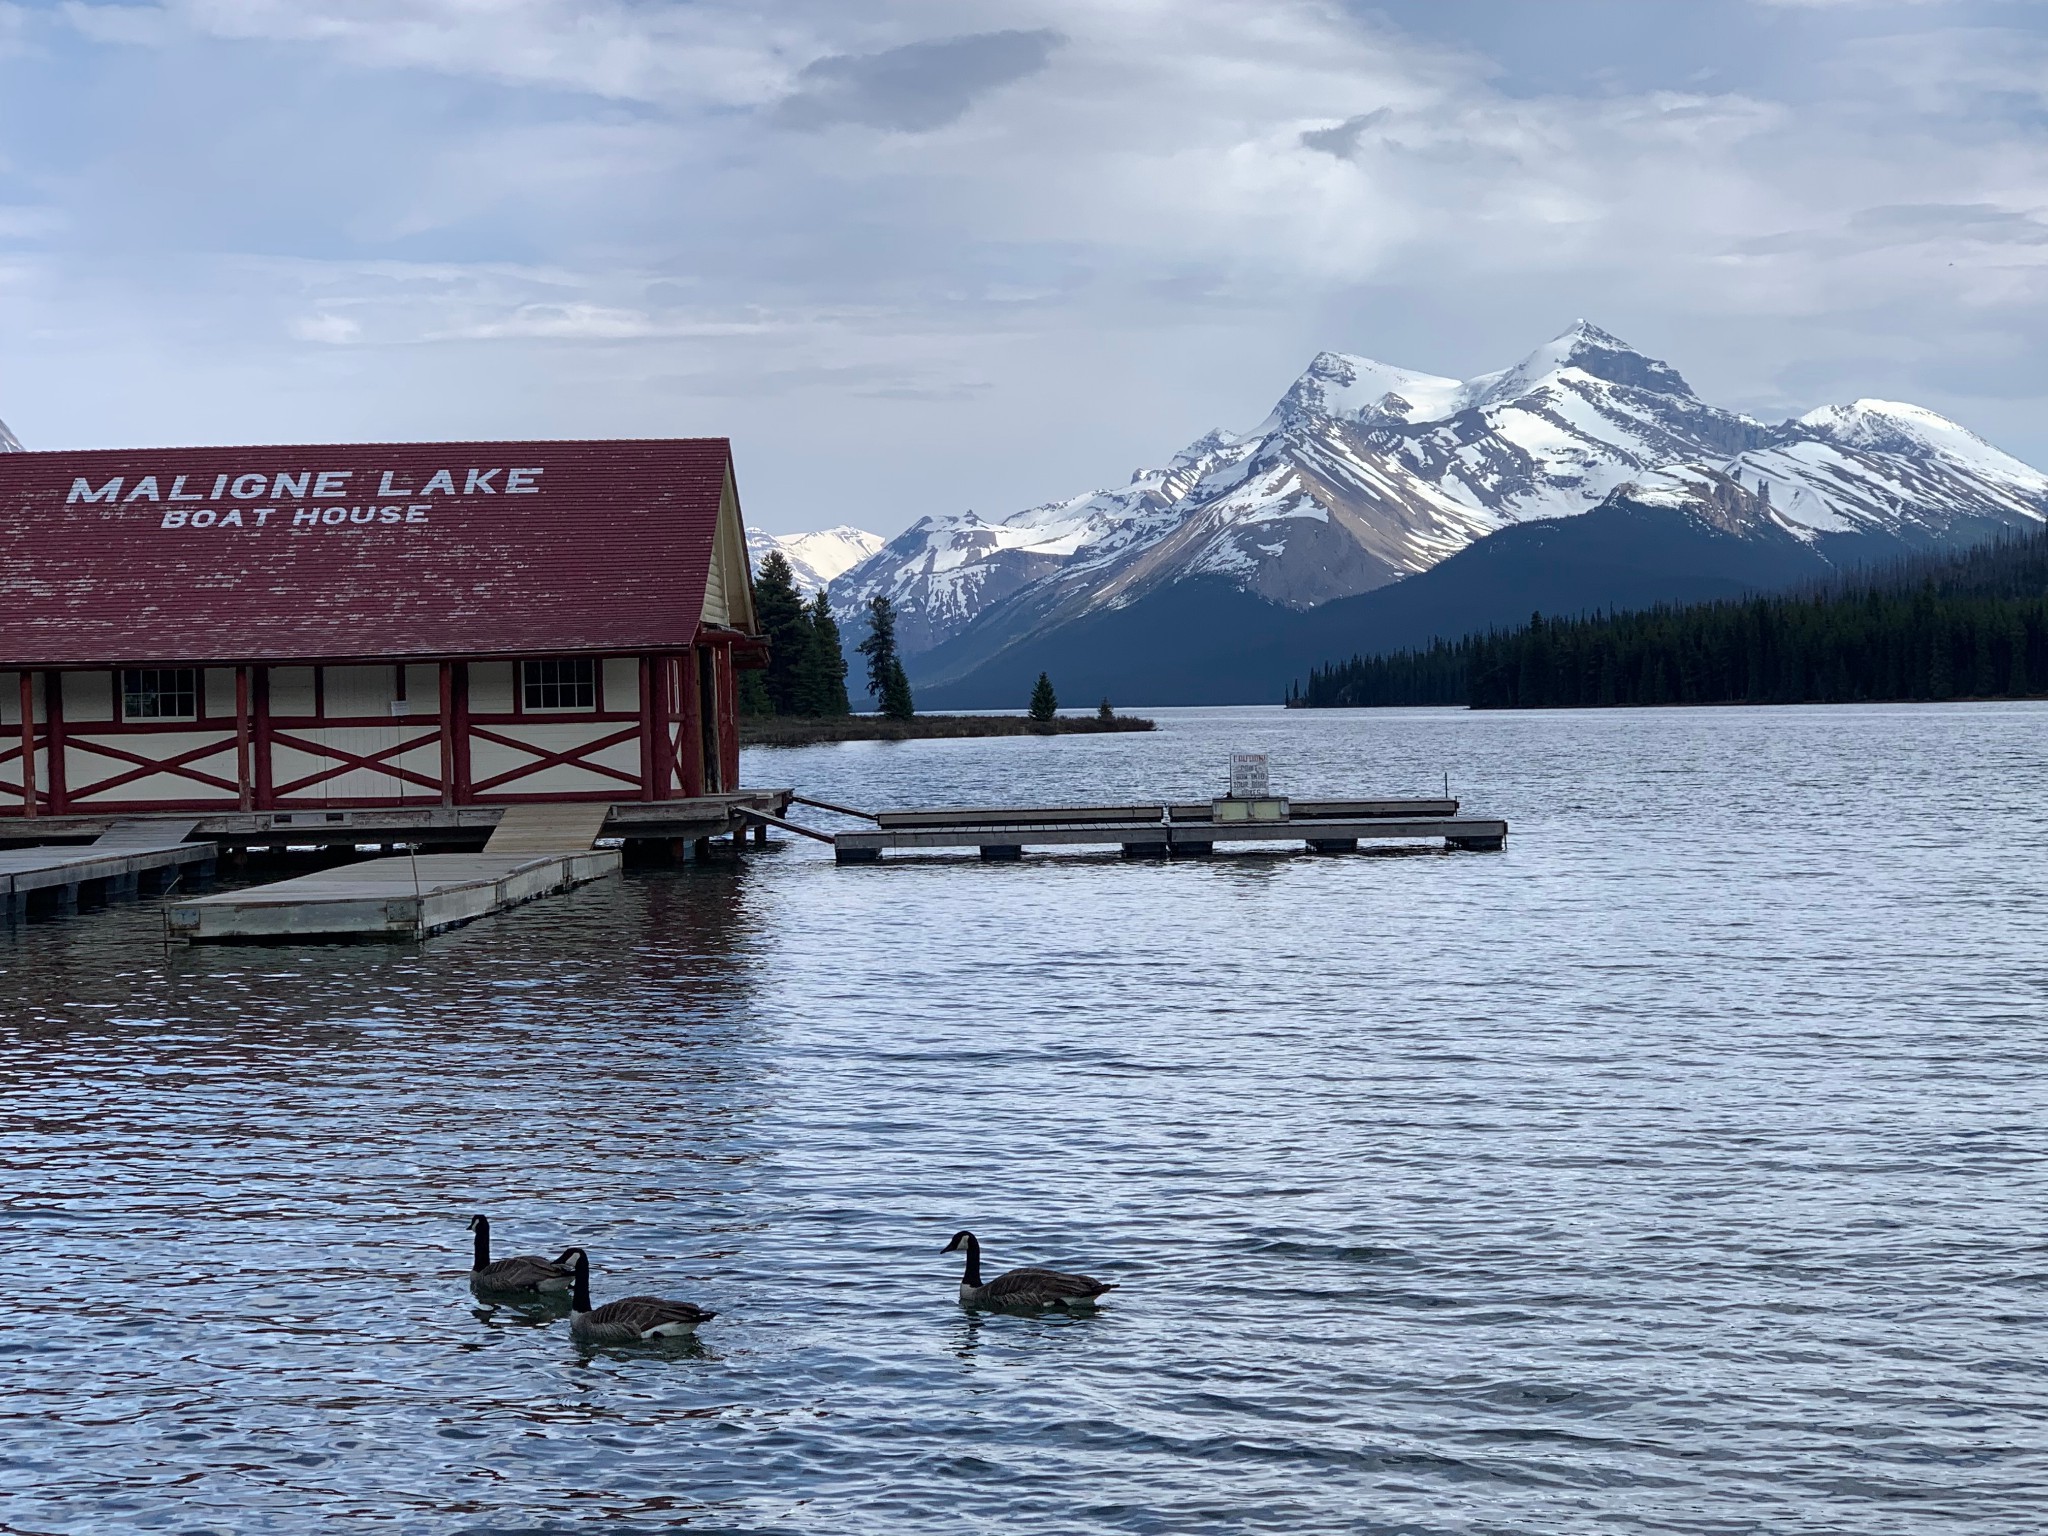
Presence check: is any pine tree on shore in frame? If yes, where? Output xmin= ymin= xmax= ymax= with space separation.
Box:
xmin=794 ymin=594 xmax=851 ymax=716
xmin=858 ymin=595 xmax=915 ymax=719
xmin=752 ymin=552 xmax=812 ymax=715
xmin=1029 ymin=672 xmax=1058 ymax=722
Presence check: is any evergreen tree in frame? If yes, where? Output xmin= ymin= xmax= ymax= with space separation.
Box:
xmin=1098 ymin=697 xmax=1115 ymax=721
xmin=1291 ymin=525 xmax=2048 ymax=711
xmin=857 ymin=595 xmax=915 ymax=719
xmin=1029 ymin=672 xmax=1058 ymax=721
xmin=794 ymin=594 xmax=851 ymax=716
xmin=752 ymin=552 xmax=811 ymax=715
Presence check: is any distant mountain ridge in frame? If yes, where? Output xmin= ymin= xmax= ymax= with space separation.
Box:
xmin=0 ymin=418 xmax=21 ymax=453
xmin=819 ymin=323 xmax=2047 ymax=701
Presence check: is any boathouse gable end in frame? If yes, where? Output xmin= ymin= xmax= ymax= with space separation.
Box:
xmin=0 ymin=437 xmax=764 ymax=816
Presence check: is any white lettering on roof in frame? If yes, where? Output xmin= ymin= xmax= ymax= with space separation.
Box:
xmin=66 ymin=463 xmax=544 ymax=529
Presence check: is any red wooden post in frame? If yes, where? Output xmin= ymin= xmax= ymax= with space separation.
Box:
xmin=235 ymin=665 xmax=253 ymax=811
xmin=438 ymin=661 xmax=455 ymax=807
xmin=639 ymin=654 xmax=659 ymax=800
xmin=715 ymin=643 xmax=740 ymax=792
xmin=451 ymin=662 xmax=472 ymax=802
xmin=17 ymin=671 xmax=36 ymax=818
xmin=43 ymin=671 xmax=67 ymax=816
xmin=676 ymin=649 xmax=705 ymax=797
xmin=252 ymin=666 xmax=274 ymax=810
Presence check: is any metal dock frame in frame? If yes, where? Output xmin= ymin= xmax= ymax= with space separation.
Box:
xmin=830 ymin=799 xmax=1507 ymax=864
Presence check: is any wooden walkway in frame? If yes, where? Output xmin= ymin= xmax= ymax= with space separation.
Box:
xmin=829 ymin=798 xmax=1508 ymax=864
xmin=167 ymin=846 xmax=621 ymax=943
xmin=483 ymin=802 xmax=611 ymax=854
xmin=0 ymin=820 xmax=217 ymax=923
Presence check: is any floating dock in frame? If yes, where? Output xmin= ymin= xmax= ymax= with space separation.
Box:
xmin=167 ymin=804 xmax=621 ymax=943
xmin=826 ymin=798 xmax=1507 ymax=864
xmin=1 ymin=819 xmax=217 ymax=923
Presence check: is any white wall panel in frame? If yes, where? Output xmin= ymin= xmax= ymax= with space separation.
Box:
xmin=324 ymin=666 xmax=392 ymax=719
xmin=204 ymin=669 xmax=236 ymax=719
xmin=64 ymin=734 xmax=239 ymax=804
xmin=64 ymin=672 xmax=114 ymax=722
xmin=602 ymin=657 xmax=638 ymax=712
xmin=269 ymin=667 xmax=316 ymax=716
xmin=469 ymin=662 xmax=513 ymax=714
xmin=403 ymin=664 xmax=438 ymax=711
xmin=271 ymin=727 xmax=439 ymax=802
xmin=469 ymin=720 xmax=639 ymax=796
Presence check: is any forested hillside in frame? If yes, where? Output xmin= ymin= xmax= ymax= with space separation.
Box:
xmin=1294 ymin=529 xmax=2048 ymax=709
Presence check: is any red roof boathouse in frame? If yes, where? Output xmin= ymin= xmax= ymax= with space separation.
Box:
xmin=0 ymin=438 xmax=766 ymax=822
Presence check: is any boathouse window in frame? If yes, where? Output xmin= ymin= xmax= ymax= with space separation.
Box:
xmin=121 ymin=668 xmax=198 ymax=722
xmin=521 ymin=658 xmax=596 ymax=712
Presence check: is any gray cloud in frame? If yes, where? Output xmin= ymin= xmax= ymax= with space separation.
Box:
xmin=1300 ymin=109 xmax=1391 ymax=161
xmin=774 ymin=29 xmax=1063 ymax=132
xmin=1849 ymin=201 xmax=2048 ymax=243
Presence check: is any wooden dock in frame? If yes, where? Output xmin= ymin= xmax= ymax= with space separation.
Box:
xmin=0 ymin=791 xmax=795 ymax=856
xmin=168 ymin=803 xmax=624 ymax=943
xmin=1 ymin=820 xmax=216 ymax=923
xmin=827 ymin=798 xmax=1508 ymax=864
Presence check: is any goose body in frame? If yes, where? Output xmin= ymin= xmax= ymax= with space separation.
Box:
xmin=466 ymin=1214 xmax=577 ymax=1295
xmin=943 ymin=1230 xmax=1116 ymax=1310
xmin=567 ymin=1250 xmax=716 ymax=1344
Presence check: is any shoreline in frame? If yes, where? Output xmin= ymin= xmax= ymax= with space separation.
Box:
xmin=739 ymin=713 xmax=1155 ymax=746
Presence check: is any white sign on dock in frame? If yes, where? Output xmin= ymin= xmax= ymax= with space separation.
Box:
xmin=1229 ymin=752 xmax=1270 ymax=799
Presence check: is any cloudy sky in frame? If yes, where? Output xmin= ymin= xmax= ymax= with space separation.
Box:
xmin=2 ymin=0 xmax=2045 ymax=535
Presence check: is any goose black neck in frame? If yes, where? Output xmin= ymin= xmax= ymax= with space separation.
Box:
xmin=961 ymin=1234 xmax=982 ymax=1288
xmin=471 ymin=1217 xmax=490 ymax=1272
xmin=571 ymin=1254 xmax=592 ymax=1312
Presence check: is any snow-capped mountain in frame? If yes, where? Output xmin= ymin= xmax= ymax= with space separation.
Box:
xmin=0 ymin=417 xmax=21 ymax=453
xmin=829 ymin=323 xmax=2048 ymax=660
xmin=745 ymin=525 xmax=883 ymax=595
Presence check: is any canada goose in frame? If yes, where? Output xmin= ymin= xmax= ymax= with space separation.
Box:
xmin=943 ymin=1230 xmax=1117 ymax=1309
xmin=466 ymin=1214 xmax=577 ymax=1295
xmin=566 ymin=1250 xmax=716 ymax=1344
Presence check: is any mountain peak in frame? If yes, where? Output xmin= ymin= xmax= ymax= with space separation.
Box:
xmin=0 ymin=417 xmax=20 ymax=453
xmin=1464 ymin=322 xmax=1695 ymax=412
xmin=1271 ymin=350 xmax=1463 ymax=427
xmin=1796 ymin=399 xmax=2048 ymax=490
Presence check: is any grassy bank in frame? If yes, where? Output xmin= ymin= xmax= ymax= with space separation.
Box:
xmin=740 ymin=713 xmax=1155 ymax=747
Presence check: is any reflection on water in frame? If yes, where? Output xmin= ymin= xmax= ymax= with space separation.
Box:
xmin=4 ymin=703 xmax=2047 ymax=1533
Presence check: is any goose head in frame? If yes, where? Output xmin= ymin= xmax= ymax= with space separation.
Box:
xmin=942 ymin=1231 xmax=976 ymax=1255
xmin=466 ymin=1214 xmax=488 ymax=1234
xmin=553 ymin=1246 xmax=587 ymax=1271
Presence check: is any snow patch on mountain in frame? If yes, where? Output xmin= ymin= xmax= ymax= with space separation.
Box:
xmin=746 ymin=525 xmax=883 ymax=594
xmin=0 ymin=417 xmax=20 ymax=453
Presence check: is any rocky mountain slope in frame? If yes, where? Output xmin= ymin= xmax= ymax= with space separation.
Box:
xmin=0 ymin=417 xmax=21 ymax=452
xmin=745 ymin=525 xmax=882 ymax=595
xmin=826 ymin=324 xmax=2048 ymax=683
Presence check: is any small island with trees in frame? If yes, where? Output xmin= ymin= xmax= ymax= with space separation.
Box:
xmin=738 ymin=552 xmax=1154 ymax=745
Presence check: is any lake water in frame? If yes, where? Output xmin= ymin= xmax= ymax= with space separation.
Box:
xmin=4 ymin=703 xmax=2046 ymax=1534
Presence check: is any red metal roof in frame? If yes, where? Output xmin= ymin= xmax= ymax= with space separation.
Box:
xmin=0 ymin=438 xmax=742 ymax=667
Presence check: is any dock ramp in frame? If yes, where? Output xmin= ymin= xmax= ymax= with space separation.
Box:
xmin=483 ymin=802 xmax=611 ymax=854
